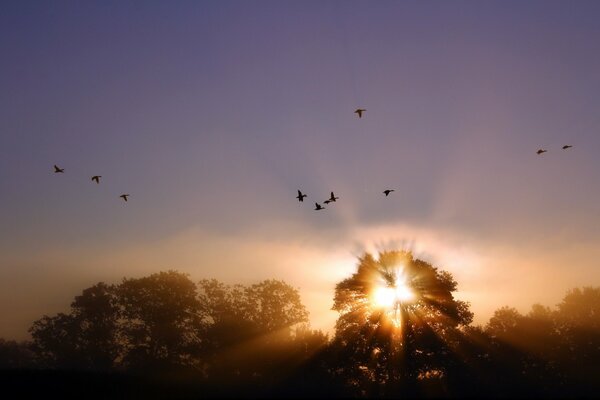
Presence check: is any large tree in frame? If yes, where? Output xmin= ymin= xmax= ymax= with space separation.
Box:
xmin=30 ymin=282 xmax=119 ymax=370
xmin=330 ymin=250 xmax=473 ymax=396
xmin=116 ymin=270 xmax=205 ymax=371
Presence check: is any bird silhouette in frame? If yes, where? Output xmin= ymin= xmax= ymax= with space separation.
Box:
xmin=91 ymin=176 xmax=102 ymax=184
xmin=354 ymin=108 xmax=366 ymax=118
xmin=327 ymin=191 xmax=339 ymax=202
xmin=53 ymin=165 xmax=64 ymax=173
xmin=314 ymin=202 xmax=325 ymax=211
xmin=296 ymin=190 xmax=307 ymax=202
xmin=536 ymin=149 xmax=547 ymax=155
xmin=562 ymin=145 xmax=573 ymax=150
xmin=383 ymin=189 xmax=395 ymax=196
xmin=119 ymin=194 xmax=130 ymax=202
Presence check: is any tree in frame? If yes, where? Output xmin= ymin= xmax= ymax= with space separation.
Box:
xmin=30 ymin=283 xmax=119 ymax=370
xmin=117 ymin=271 xmax=205 ymax=371
xmin=485 ymin=306 xmax=522 ymax=339
xmin=244 ymin=280 xmax=309 ymax=335
xmin=70 ymin=282 xmax=120 ymax=369
xmin=197 ymin=279 xmax=310 ymax=387
xmin=553 ymin=287 xmax=600 ymax=393
xmin=330 ymin=250 xmax=473 ymax=397
xmin=0 ymin=339 xmax=36 ymax=369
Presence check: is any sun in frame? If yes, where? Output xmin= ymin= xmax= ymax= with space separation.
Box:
xmin=372 ymin=278 xmax=415 ymax=309
xmin=374 ymin=286 xmax=396 ymax=308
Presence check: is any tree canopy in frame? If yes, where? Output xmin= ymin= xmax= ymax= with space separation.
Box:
xmin=330 ymin=250 xmax=473 ymax=396
xmin=3 ymin=261 xmax=600 ymax=398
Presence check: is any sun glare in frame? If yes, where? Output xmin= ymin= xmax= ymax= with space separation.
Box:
xmin=396 ymin=282 xmax=414 ymax=302
xmin=374 ymin=286 xmax=396 ymax=308
xmin=372 ymin=279 xmax=415 ymax=309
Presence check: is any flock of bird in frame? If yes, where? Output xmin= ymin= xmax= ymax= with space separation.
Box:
xmin=52 ymin=108 xmax=573 ymax=209
xmin=295 ymin=108 xmax=397 ymax=211
xmin=297 ymin=188 xmax=395 ymax=211
xmin=294 ymin=109 xmax=574 ymax=212
xmin=52 ymin=164 xmax=130 ymax=202
xmin=296 ymin=187 xmax=396 ymax=212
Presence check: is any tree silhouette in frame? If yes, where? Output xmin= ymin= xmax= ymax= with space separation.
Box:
xmin=330 ymin=250 xmax=473 ymax=397
xmin=116 ymin=271 xmax=205 ymax=371
xmin=553 ymin=287 xmax=600 ymax=394
xmin=30 ymin=283 xmax=119 ymax=370
xmin=0 ymin=339 xmax=36 ymax=369
xmin=197 ymin=278 xmax=312 ymax=388
xmin=17 ymin=265 xmax=600 ymax=398
xmin=476 ymin=289 xmax=600 ymax=397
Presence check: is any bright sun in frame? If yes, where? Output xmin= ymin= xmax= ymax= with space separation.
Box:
xmin=373 ymin=281 xmax=414 ymax=308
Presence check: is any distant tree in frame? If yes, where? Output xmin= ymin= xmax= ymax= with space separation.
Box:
xmin=555 ymin=287 xmax=600 ymax=331
xmin=553 ymin=287 xmax=600 ymax=393
xmin=289 ymin=325 xmax=328 ymax=361
xmin=0 ymin=339 xmax=36 ymax=369
xmin=116 ymin=271 xmax=205 ymax=371
xmin=244 ymin=280 xmax=310 ymax=334
xmin=271 ymin=326 xmax=335 ymax=398
xmin=486 ymin=306 xmax=521 ymax=336
xmin=330 ymin=250 xmax=473 ymax=397
xmin=30 ymin=283 xmax=119 ymax=370
xmin=197 ymin=278 xmax=310 ymax=387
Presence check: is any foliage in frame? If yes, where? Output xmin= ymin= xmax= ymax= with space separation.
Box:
xmin=117 ymin=271 xmax=205 ymax=370
xmin=330 ymin=250 xmax=473 ymax=396
xmin=2 ymin=261 xmax=600 ymax=398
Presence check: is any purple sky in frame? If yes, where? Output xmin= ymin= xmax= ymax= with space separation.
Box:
xmin=1 ymin=0 xmax=600 ymax=339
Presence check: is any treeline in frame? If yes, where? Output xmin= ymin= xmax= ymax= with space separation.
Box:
xmin=1 ymin=264 xmax=600 ymax=398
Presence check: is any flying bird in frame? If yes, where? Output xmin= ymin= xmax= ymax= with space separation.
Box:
xmin=536 ymin=149 xmax=547 ymax=155
xmin=327 ymin=191 xmax=339 ymax=202
xmin=314 ymin=202 xmax=325 ymax=211
xmin=562 ymin=145 xmax=573 ymax=150
xmin=383 ymin=189 xmax=395 ymax=196
xmin=354 ymin=108 xmax=366 ymax=118
xmin=119 ymin=194 xmax=130 ymax=202
xmin=53 ymin=165 xmax=64 ymax=173
xmin=91 ymin=175 xmax=102 ymax=184
xmin=296 ymin=190 xmax=307 ymax=202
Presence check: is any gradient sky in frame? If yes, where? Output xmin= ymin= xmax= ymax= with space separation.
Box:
xmin=2 ymin=0 xmax=600 ymax=340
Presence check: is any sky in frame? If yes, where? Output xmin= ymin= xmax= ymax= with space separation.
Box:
xmin=1 ymin=0 xmax=600 ymax=340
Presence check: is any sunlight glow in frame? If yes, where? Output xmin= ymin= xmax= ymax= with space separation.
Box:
xmin=374 ymin=286 xmax=396 ymax=308
xmin=372 ymin=279 xmax=414 ymax=309
xmin=396 ymin=282 xmax=414 ymax=302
